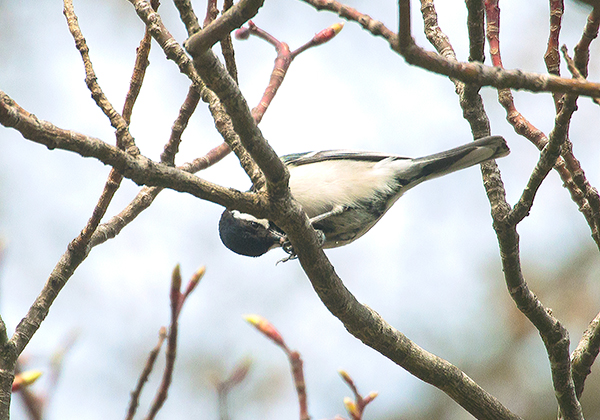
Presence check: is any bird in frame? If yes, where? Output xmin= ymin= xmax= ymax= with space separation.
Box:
xmin=219 ymin=135 xmax=509 ymax=258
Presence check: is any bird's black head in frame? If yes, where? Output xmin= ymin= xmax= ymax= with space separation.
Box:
xmin=218 ymin=210 xmax=282 ymax=257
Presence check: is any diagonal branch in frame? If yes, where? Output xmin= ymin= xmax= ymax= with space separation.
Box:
xmin=0 ymin=90 xmax=262 ymax=217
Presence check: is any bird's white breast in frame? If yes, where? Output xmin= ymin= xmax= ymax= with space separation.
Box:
xmin=287 ymin=159 xmax=408 ymax=217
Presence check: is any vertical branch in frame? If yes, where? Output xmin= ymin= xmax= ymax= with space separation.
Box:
xmin=173 ymin=0 xmax=201 ymax=36
xmin=398 ymin=0 xmax=413 ymax=51
xmin=220 ymin=0 xmax=239 ymax=83
xmin=465 ymin=0 xmax=486 ymax=63
xmin=573 ymin=5 xmax=600 ymax=78
xmin=545 ymin=0 xmax=564 ymax=109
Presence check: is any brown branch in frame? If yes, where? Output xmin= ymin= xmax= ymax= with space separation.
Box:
xmin=173 ymin=0 xmax=201 ymax=36
xmin=160 ymin=85 xmax=201 ymax=166
xmin=184 ymin=0 xmax=265 ymax=57
xmin=571 ymin=312 xmax=600 ymax=398
xmin=301 ymin=0 xmax=600 ymax=98
xmin=573 ymin=5 xmax=600 ymax=79
xmin=545 ymin=0 xmax=564 ymax=109
xmin=0 ymin=91 xmax=262 ymax=217
xmin=220 ymin=0 xmax=239 ymax=83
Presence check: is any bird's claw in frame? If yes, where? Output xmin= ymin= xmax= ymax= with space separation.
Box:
xmin=276 ymin=230 xmax=326 ymax=264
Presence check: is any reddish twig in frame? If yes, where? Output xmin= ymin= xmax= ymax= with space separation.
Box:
xmin=338 ymin=370 xmax=377 ymax=420
xmin=244 ymin=315 xmax=309 ymax=420
xmin=235 ymin=20 xmax=343 ymax=124
xmin=204 ymin=0 xmax=219 ymax=27
xmin=484 ymin=0 xmax=599 ymax=241
xmin=144 ymin=265 xmax=205 ymax=420
xmin=212 ymin=358 xmax=252 ymax=420
xmin=574 ymin=5 xmax=600 ymax=79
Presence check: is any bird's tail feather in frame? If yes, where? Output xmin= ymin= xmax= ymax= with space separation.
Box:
xmin=406 ymin=135 xmax=509 ymax=184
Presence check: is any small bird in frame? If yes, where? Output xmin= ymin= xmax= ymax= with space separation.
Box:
xmin=219 ymin=135 xmax=509 ymax=258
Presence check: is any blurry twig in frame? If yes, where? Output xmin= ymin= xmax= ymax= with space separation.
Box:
xmin=125 ymin=327 xmax=168 ymax=420
xmin=338 ymin=370 xmax=377 ymax=420
xmin=144 ymin=265 xmax=205 ymax=420
xmin=14 ymin=330 xmax=79 ymax=420
xmin=244 ymin=315 xmax=309 ymax=420
xmin=212 ymin=358 xmax=252 ymax=420
xmin=571 ymin=312 xmax=600 ymax=398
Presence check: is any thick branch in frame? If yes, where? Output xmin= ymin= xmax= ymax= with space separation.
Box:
xmin=0 ymin=90 xmax=261 ymax=216
xmin=187 ymin=50 xmax=289 ymax=200
xmin=184 ymin=0 xmax=265 ymax=56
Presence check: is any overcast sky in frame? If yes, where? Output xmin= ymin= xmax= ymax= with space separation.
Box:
xmin=2 ymin=1 xmax=600 ymax=419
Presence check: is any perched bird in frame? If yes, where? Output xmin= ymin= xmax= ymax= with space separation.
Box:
xmin=219 ymin=135 xmax=509 ymax=258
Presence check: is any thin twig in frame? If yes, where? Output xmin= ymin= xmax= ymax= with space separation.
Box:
xmin=213 ymin=358 xmax=252 ymax=420
xmin=160 ymin=85 xmax=201 ymax=166
xmin=244 ymin=315 xmax=309 ymax=420
xmin=220 ymin=0 xmax=239 ymax=83
xmin=235 ymin=20 xmax=342 ymax=124
xmin=571 ymin=312 xmax=600 ymax=398
xmin=484 ymin=0 xmax=593 ymax=237
xmin=63 ymin=0 xmax=137 ymax=154
xmin=144 ymin=265 xmax=203 ymax=420
xmin=338 ymin=370 xmax=377 ymax=420
xmin=125 ymin=327 xmax=168 ymax=420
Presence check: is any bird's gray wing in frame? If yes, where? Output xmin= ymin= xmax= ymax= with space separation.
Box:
xmin=281 ymin=150 xmax=409 ymax=166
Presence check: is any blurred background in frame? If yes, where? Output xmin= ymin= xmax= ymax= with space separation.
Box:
xmin=1 ymin=0 xmax=600 ymax=419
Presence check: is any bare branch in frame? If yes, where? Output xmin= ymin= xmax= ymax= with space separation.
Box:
xmin=184 ymin=0 xmax=265 ymax=57
xmin=0 ymin=90 xmax=262 ymax=216
xmin=173 ymin=0 xmax=201 ymax=36
xmin=301 ymin=0 xmax=600 ymax=98
xmin=571 ymin=312 xmax=600 ymax=398
xmin=63 ymin=0 xmax=138 ymax=154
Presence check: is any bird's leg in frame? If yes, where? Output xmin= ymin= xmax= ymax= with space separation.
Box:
xmin=308 ymin=205 xmax=345 ymax=225
xmin=277 ymin=218 xmax=330 ymax=263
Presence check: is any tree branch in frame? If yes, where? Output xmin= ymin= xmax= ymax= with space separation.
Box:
xmin=301 ymin=0 xmax=600 ymax=98
xmin=0 ymin=90 xmax=262 ymax=216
